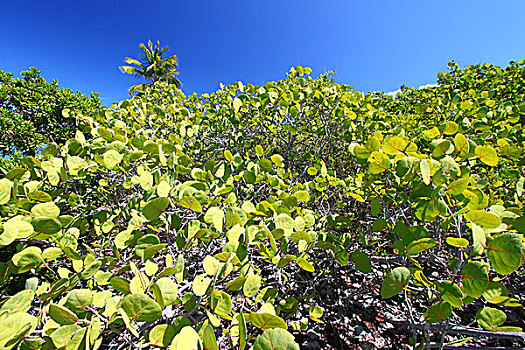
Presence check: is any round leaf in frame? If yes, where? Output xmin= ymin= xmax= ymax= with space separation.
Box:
xmin=169 ymin=326 xmax=202 ymax=350
xmin=424 ymin=301 xmax=452 ymax=323
xmin=48 ymin=304 xmax=79 ymax=325
xmin=461 ymin=261 xmax=489 ymax=298
xmin=486 ymin=232 xmax=525 ymax=275
xmin=253 ymin=328 xmax=299 ymax=350
xmin=351 ymin=250 xmax=371 ymax=273
xmin=381 ymin=267 xmax=410 ymax=299
xmin=243 ymin=275 xmax=261 ymax=298
xmin=249 ymin=312 xmax=288 ymax=330
xmin=143 ymin=197 xmax=170 ymax=221
xmin=103 ymin=149 xmax=123 ymax=170
xmin=120 ymin=293 xmax=162 ymax=322
xmin=476 ymin=307 xmax=506 ymax=331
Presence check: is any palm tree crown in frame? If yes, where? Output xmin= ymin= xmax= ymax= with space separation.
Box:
xmin=119 ymin=40 xmax=182 ymax=94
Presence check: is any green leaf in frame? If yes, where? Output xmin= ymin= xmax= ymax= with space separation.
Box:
xmin=81 ymin=260 xmax=102 ymax=280
xmin=486 ymin=232 xmax=525 ymax=275
xmin=431 ymin=140 xmax=452 ymax=159
xmin=424 ymin=301 xmax=452 ymax=323
xmin=192 ymin=274 xmax=211 ymax=296
xmin=243 ymin=275 xmax=261 ymax=298
xmin=333 ymin=246 xmax=349 ymax=266
xmin=482 ymin=281 xmax=508 ymax=303
xmin=291 ymin=231 xmax=312 ymax=243
xmin=243 ymin=170 xmax=256 ymax=184
xmin=420 ymin=159 xmax=431 ymax=185
xmin=169 ymin=326 xmax=202 ymax=350
xmin=446 ymin=178 xmax=469 ymax=196
xmin=270 ymin=154 xmax=284 ymax=167
xmin=249 ymin=312 xmax=288 ymax=330
xmin=381 ymin=267 xmax=410 ymax=299
xmin=382 ymin=136 xmax=408 ymax=155
xmin=11 ymin=250 xmax=43 ymax=272
xmin=177 ymin=196 xmax=202 ymax=213
xmin=275 ymin=213 xmax=294 ymax=233
xmin=406 ymin=238 xmax=438 ymax=255
xmin=225 ymin=276 xmax=246 ymax=292
xmin=233 ymin=97 xmax=242 ymax=112
xmin=307 ymin=305 xmax=323 ymax=322
xmin=210 ymin=290 xmax=232 ymax=317
xmin=461 ymin=261 xmax=489 ymax=298
xmin=443 ymin=121 xmax=459 ymax=135
xmin=202 ymin=324 xmax=219 ymax=350
xmin=118 ymin=307 xmax=139 ymax=337
xmin=436 ymin=281 xmax=464 ymax=308
xmin=31 ymin=216 xmax=62 ymax=235
xmin=372 ymin=218 xmax=388 ymax=232
xmin=294 ymin=191 xmax=310 ymax=202
xmin=252 ymin=328 xmax=299 ymax=350
xmin=471 ymin=222 xmax=486 ymax=256
xmin=138 ymin=171 xmax=154 ymax=191
xmin=149 ymin=324 xmax=176 ymax=348
xmin=368 ymin=151 xmax=391 ymax=174
xmin=110 ymin=277 xmax=131 ymax=294
xmin=224 ymin=150 xmax=233 ymax=162
xmin=238 ymin=312 xmax=247 ymax=350
xmin=491 ymin=296 xmax=522 ymax=307
xmin=31 ymin=202 xmax=60 ymax=218
xmin=49 ymin=304 xmax=79 ymax=325
xmin=120 ymin=294 xmax=162 ymax=322
xmin=204 ymin=207 xmax=224 ymax=232
xmin=476 ymin=307 xmax=506 ymax=331
xmin=0 ymin=289 xmax=34 ymax=314
xmin=130 ymin=273 xmax=149 ymax=294
xmin=475 ymin=145 xmax=499 ymax=166
xmin=145 ymin=260 xmax=159 ymax=276
xmin=203 ymin=255 xmax=222 ymax=276
xmin=50 ymin=324 xmax=86 ymax=350
xmin=0 ymin=312 xmax=37 ymax=349
xmin=65 ymin=289 xmax=93 ymax=313
xmin=2 ymin=216 xmax=34 ymax=241
xmin=446 ymin=237 xmax=469 ymax=248
xmin=464 ymin=210 xmax=501 ymax=229
xmin=155 ymin=277 xmax=178 ymax=306
xmin=454 ymin=133 xmax=470 ymax=158
xmin=143 ymin=197 xmax=170 ymax=221
xmin=423 ymin=127 xmax=440 ymax=140
xmin=103 ymin=149 xmax=123 ymax=170
xmin=493 ymin=326 xmax=523 ymax=332
xmin=0 ymin=178 xmax=13 ymax=205
xmin=157 ymin=181 xmax=171 ymax=197
xmin=296 ymin=257 xmax=315 ymax=272
xmin=351 ymin=250 xmax=371 ymax=273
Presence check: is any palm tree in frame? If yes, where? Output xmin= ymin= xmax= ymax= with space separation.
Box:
xmin=119 ymin=40 xmax=182 ymax=95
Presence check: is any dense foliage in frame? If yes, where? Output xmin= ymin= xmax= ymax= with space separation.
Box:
xmin=0 ymin=62 xmax=524 ymax=349
xmin=0 ymin=67 xmax=101 ymax=158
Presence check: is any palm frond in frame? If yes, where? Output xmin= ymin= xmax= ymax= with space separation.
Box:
xmin=121 ymin=40 xmax=182 ymax=87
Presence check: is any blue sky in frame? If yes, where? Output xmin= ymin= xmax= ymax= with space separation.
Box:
xmin=2 ymin=1 xmax=525 ymax=105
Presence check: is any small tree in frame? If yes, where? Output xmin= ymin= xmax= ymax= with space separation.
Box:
xmin=119 ymin=40 xmax=182 ymax=95
xmin=0 ymin=67 xmax=101 ymax=157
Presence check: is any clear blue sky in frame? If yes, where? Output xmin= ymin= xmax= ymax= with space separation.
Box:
xmin=2 ymin=1 xmax=525 ymax=105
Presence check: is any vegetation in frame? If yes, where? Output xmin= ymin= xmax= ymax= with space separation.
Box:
xmin=119 ymin=40 xmax=182 ymax=96
xmin=0 ymin=61 xmax=524 ymax=350
xmin=0 ymin=67 xmax=101 ymax=158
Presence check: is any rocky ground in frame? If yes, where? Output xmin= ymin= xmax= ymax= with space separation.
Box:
xmin=292 ymin=259 xmax=525 ymax=350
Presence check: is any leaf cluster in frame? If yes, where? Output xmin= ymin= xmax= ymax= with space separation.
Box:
xmin=1 ymin=61 xmax=524 ymax=349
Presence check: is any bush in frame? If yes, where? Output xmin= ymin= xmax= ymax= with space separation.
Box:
xmin=0 ymin=67 xmax=101 ymax=158
xmin=0 ymin=63 xmax=523 ymax=349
